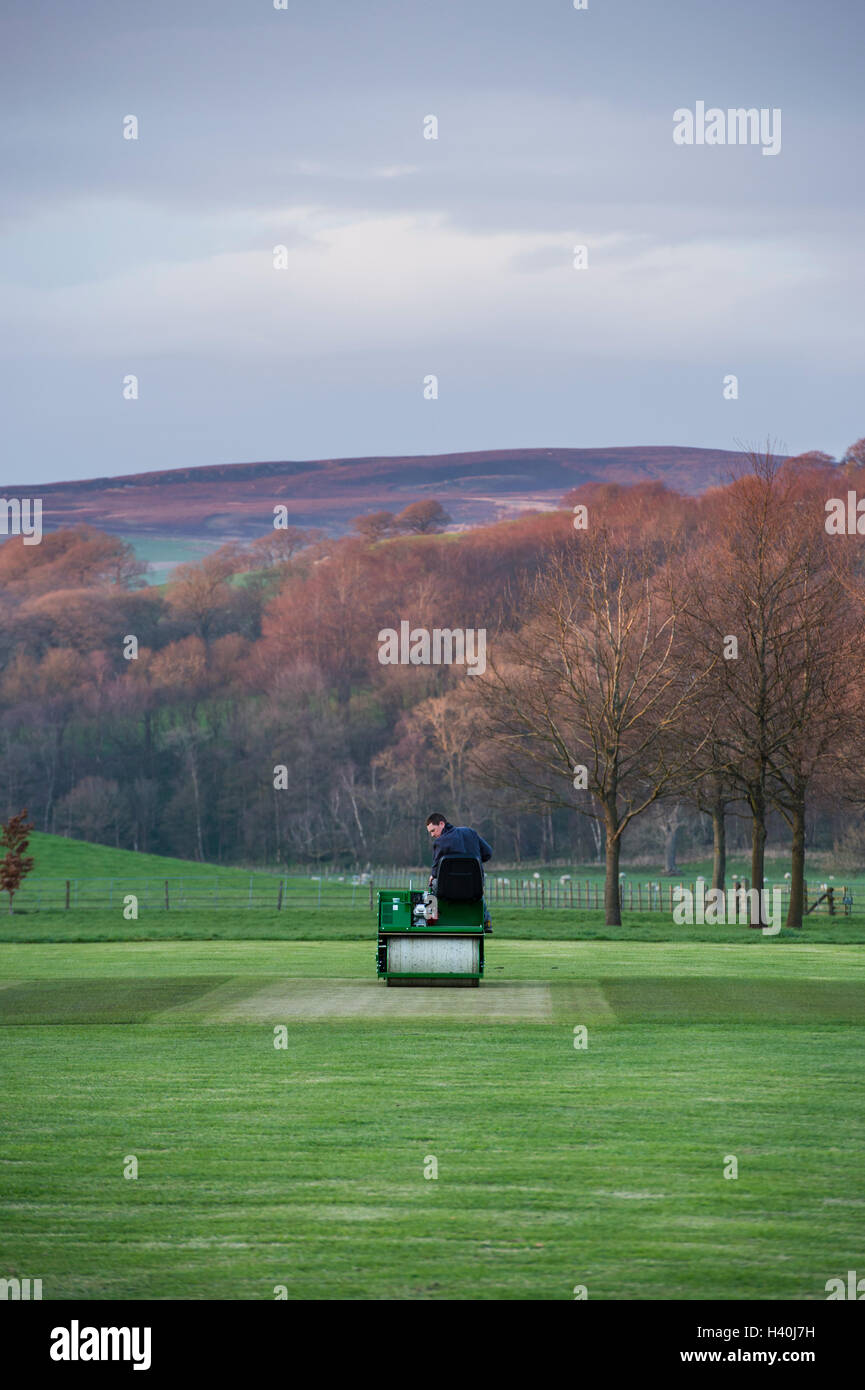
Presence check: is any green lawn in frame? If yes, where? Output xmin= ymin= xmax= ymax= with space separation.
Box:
xmin=3 ymin=906 xmax=865 ymax=944
xmin=1 ymin=939 xmax=863 ymax=1300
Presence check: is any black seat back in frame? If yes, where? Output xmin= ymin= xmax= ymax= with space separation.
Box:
xmin=435 ymin=855 xmax=483 ymax=903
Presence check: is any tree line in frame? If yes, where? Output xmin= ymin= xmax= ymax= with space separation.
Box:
xmin=1 ymin=442 xmax=864 ymax=919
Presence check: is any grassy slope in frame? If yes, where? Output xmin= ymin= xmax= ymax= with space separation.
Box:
xmin=20 ymin=831 xmax=267 ymax=881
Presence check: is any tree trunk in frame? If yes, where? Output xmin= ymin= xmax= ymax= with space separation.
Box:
xmin=604 ymin=806 xmax=622 ymax=926
xmin=750 ymin=794 xmax=767 ymax=927
xmin=664 ymin=816 xmax=681 ymax=875
xmin=711 ymin=799 xmax=726 ymax=893
xmin=786 ymin=798 xmax=806 ymax=930
xmin=189 ymin=756 xmax=205 ymax=863
xmin=589 ymin=815 xmax=603 ymax=864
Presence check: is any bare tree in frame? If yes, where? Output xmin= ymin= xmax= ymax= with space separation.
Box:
xmin=470 ymin=530 xmax=716 ymax=924
xmin=682 ymin=446 xmax=861 ymax=926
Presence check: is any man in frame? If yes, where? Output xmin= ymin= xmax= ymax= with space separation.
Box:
xmin=425 ymin=812 xmax=493 ymax=932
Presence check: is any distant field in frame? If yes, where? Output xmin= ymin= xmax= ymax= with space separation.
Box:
xmin=120 ymin=534 xmax=229 ymax=585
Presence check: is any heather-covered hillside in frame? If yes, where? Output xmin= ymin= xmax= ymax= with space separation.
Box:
xmin=14 ymin=445 xmax=747 ymax=541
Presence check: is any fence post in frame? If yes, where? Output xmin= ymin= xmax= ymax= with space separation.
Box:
xmin=164 ymin=880 xmax=170 ymax=910
xmin=277 ymin=881 xmax=283 ymax=911
xmin=65 ymin=879 xmax=71 ymax=910
xmin=369 ymin=877 xmax=374 ymax=911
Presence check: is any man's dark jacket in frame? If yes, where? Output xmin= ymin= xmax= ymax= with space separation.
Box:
xmin=430 ymin=822 xmax=493 ymax=879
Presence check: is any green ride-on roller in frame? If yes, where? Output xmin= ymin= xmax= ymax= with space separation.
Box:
xmin=376 ymin=854 xmax=486 ymax=987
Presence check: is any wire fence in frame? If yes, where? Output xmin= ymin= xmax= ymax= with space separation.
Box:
xmin=486 ymin=875 xmax=853 ymax=916
xmin=11 ymin=875 xmax=373 ymax=912
xmin=7 ymin=871 xmax=854 ymax=915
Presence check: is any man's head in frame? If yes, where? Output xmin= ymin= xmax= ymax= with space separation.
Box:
xmin=426 ymin=813 xmax=447 ymax=840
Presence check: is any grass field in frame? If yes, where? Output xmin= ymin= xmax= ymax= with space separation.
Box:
xmin=2 ymin=935 xmax=864 ymax=1300
xmin=120 ymin=535 xmax=229 ymax=586
xmin=7 ymin=833 xmax=865 ymax=942
xmin=3 ymin=907 xmax=865 ymax=944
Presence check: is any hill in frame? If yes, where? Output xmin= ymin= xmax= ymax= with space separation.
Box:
xmin=20 ymin=832 xmax=219 ymax=881
xmin=17 ymin=445 xmax=744 ymax=542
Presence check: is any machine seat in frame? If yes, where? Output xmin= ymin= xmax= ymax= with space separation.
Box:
xmin=434 ymin=854 xmax=484 ymax=903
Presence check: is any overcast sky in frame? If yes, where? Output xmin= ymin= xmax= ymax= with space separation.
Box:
xmin=1 ymin=0 xmax=862 ymax=484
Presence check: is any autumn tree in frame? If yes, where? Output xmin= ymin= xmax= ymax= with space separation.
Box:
xmin=164 ymin=547 xmax=242 ymax=640
xmin=249 ymin=527 xmax=323 ymax=567
xmin=782 ymin=450 xmax=836 ymax=471
xmin=394 ymin=500 xmax=453 ymax=534
xmin=352 ymin=511 xmax=396 ymax=542
xmin=0 ymin=526 xmax=144 ymax=597
xmin=257 ymin=539 xmax=387 ymax=703
xmin=561 ymin=481 xmax=698 ymax=544
xmin=399 ymin=690 xmax=478 ymax=811
xmin=0 ymin=810 xmax=35 ymax=913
